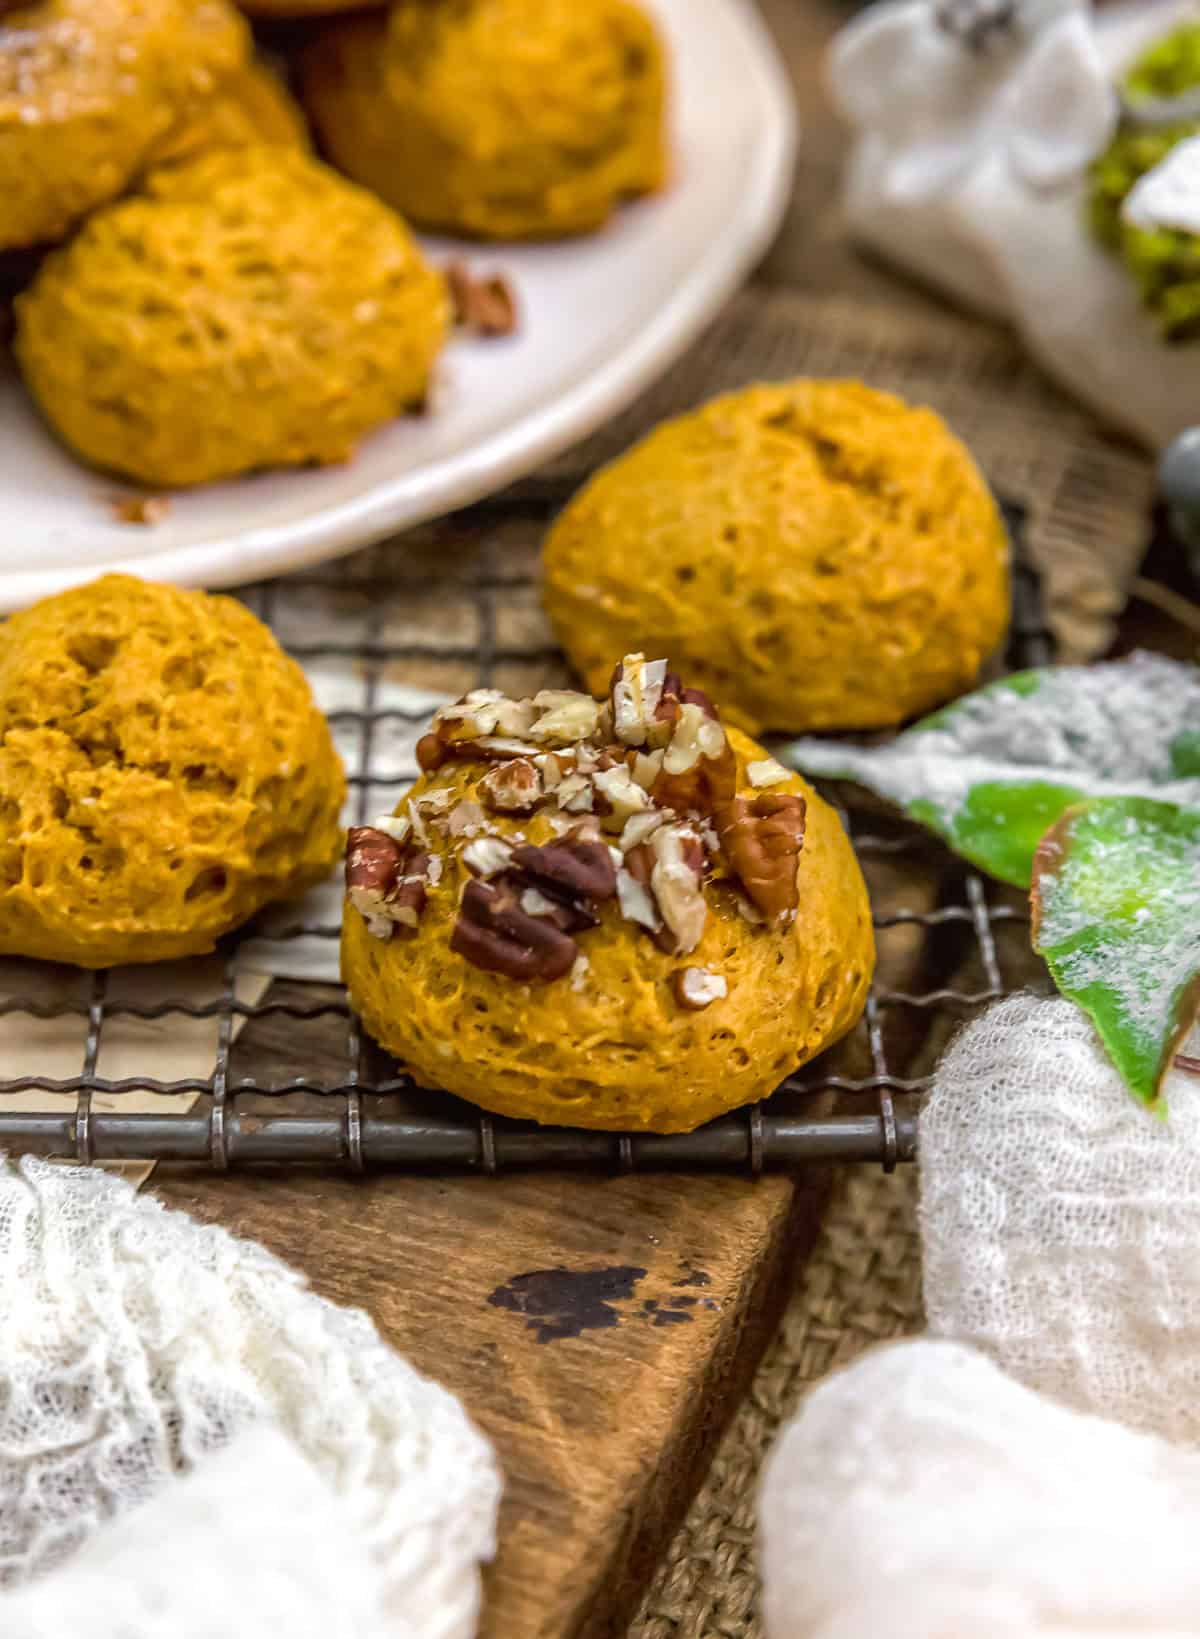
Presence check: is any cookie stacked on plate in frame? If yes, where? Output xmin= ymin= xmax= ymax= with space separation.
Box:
xmin=1 ymin=0 xmax=669 ymax=486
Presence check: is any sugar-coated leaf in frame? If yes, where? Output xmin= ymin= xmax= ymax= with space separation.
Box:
xmin=780 ymin=653 xmax=1200 ymax=886
xmin=1032 ymin=797 xmax=1200 ymax=1110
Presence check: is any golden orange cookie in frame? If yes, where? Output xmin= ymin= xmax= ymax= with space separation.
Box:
xmin=0 ymin=574 xmax=345 ymax=966
xmin=148 ymin=55 xmax=309 ymax=170
xmin=341 ymin=656 xmax=874 ymax=1133
xmin=15 ymin=146 xmax=450 ymax=486
xmin=238 ymin=0 xmax=375 ymax=12
xmin=0 ymin=0 xmax=249 ymax=252
xmin=301 ymin=0 xmax=667 ymax=240
xmin=542 ymin=381 xmax=1012 ymax=735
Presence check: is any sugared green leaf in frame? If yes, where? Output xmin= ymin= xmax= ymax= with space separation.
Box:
xmin=1031 ymin=797 xmax=1200 ymax=1110
xmin=780 ymin=653 xmax=1200 ymax=887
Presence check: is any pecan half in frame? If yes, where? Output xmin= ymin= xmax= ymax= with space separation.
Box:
xmin=510 ymin=824 xmax=618 ymax=910
xmin=451 ymin=878 xmax=578 ymax=981
xmin=479 ymin=757 xmax=542 ymax=814
xmin=715 ymin=793 xmax=807 ymax=926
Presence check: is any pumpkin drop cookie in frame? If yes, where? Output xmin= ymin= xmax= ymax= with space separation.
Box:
xmin=148 ymin=55 xmax=310 ymax=170
xmin=0 ymin=574 xmax=345 ymax=968
xmin=301 ymin=0 xmax=667 ymax=240
xmin=542 ymin=380 xmax=1011 ymax=735
xmin=341 ymin=656 xmax=874 ymax=1134
xmin=0 ymin=0 xmax=249 ymax=252
xmin=15 ymin=146 xmax=450 ymax=486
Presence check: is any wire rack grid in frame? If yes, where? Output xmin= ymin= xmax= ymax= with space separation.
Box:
xmin=0 ymin=492 xmax=1054 ymax=1175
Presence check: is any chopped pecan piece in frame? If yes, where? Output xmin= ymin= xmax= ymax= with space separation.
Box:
xmin=345 ymin=826 xmax=431 ymax=940
xmin=389 ymin=854 xmax=431 ymax=930
xmin=649 ymin=824 xmax=707 ymax=955
xmin=418 ymin=692 xmax=539 ymax=770
xmin=445 ymin=260 xmax=519 ymax=337
xmin=416 ymin=732 xmax=447 ymax=773
xmin=346 ymin=826 xmax=401 ymax=927
xmin=554 ymin=772 xmax=595 ymax=813
xmin=528 ymin=690 xmax=601 ymax=746
xmin=451 ymin=878 xmax=577 ymax=981
xmin=652 ymin=689 xmax=737 ymax=814
xmin=610 ymin=655 xmax=680 ymax=749
xmin=479 ymin=757 xmax=542 ymax=814
xmin=617 ymin=847 xmax=663 ymax=934
xmin=746 ymin=757 xmax=791 ymax=789
xmin=446 ymin=799 xmax=487 ymax=837
xmin=672 ymin=968 xmax=728 ymax=1010
xmin=462 ymin=836 xmax=514 ymax=878
xmin=112 ymin=494 xmax=170 ymax=527
xmin=619 ymin=810 xmax=666 ymax=853
xmin=436 ymin=689 xmax=535 ymax=743
xmin=715 ymin=793 xmax=807 ymax=926
xmin=593 ymin=762 xmax=652 ymax=825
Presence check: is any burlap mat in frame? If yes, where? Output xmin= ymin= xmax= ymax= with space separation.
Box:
xmin=630 ymin=1163 xmax=923 ymax=1639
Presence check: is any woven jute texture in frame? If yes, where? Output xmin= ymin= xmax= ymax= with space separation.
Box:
xmin=629 ymin=1163 xmax=923 ymax=1639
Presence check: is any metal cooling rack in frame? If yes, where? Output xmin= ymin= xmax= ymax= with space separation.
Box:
xmin=0 ymin=494 xmax=1054 ymax=1174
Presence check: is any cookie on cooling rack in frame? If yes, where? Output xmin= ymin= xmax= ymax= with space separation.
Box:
xmin=0 ymin=0 xmax=250 ymax=253
xmin=15 ymin=146 xmax=449 ymax=486
xmin=300 ymin=0 xmax=667 ymax=240
xmin=542 ymin=380 xmax=1011 ymax=735
xmin=0 ymin=574 xmax=345 ymax=967
xmin=341 ymin=656 xmax=874 ymax=1134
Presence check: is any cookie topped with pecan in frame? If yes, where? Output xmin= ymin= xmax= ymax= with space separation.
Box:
xmin=341 ymin=656 xmax=875 ymax=1135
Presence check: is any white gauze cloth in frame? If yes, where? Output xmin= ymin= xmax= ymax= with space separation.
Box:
xmin=0 ymin=1427 xmax=395 ymax=1639
xmin=757 ymin=993 xmax=1200 ymax=1635
xmin=921 ymin=991 xmax=1200 ymax=1442
xmin=0 ymin=1154 xmax=500 ymax=1639
xmin=759 ymin=1338 xmax=1200 ymax=1639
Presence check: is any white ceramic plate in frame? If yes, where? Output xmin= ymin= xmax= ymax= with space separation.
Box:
xmin=0 ymin=0 xmax=796 ymax=612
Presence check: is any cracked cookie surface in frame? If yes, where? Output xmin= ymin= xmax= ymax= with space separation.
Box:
xmin=0 ymin=573 xmax=344 ymax=966
xmin=542 ymin=379 xmax=1011 ymax=735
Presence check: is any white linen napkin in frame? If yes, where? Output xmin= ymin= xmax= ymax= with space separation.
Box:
xmin=832 ymin=0 xmax=1200 ymax=451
